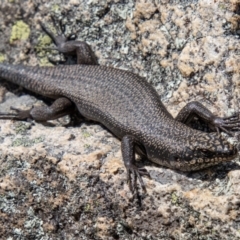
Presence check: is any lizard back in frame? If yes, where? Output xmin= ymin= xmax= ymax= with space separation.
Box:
xmin=0 ymin=64 xmax=181 ymax=138
xmin=0 ymin=63 xmax=238 ymax=172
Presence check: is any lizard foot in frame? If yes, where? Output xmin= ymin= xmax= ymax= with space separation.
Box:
xmin=39 ymin=15 xmax=98 ymax=65
xmin=39 ymin=16 xmax=80 ymax=64
xmin=212 ymin=113 xmax=240 ymax=135
xmin=50 ymin=15 xmax=77 ymax=41
xmin=126 ymin=165 xmax=150 ymax=194
xmin=0 ymin=106 xmax=32 ymax=120
xmin=40 ymin=16 xmax=77 ymax=51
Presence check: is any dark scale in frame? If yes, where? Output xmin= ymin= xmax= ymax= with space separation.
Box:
xmin=0 ymin=20 xmax=239 ymax=193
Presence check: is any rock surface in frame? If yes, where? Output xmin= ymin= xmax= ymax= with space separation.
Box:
xmin=0 ymin=0 xmax=239 ymax=239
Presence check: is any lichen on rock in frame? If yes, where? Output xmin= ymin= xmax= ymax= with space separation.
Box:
xmin=9 ymin=20 xmax=30 ymax=44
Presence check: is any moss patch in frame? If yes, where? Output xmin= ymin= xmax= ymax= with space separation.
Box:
xmin=37 ymin=35 xmax=52 ymax=49
xmin=12 ymin=136 xmax=45 ymax=147
xmin=39 ymin=57 xmax=53 ymax=67
xmin=36 ymin=35 xmax=54 ymax=66
xmin=82 ymin=131 xmax=91 ymax=138
xmin=10 ymin=21 xmax=30 ymax=43
xmin=51 ymin=4 xmax=60 ymax=12
xmin=14 ymin=122 xmax=32 ymax=135
xmin=0 ymin=53 xmax=5 ymax=63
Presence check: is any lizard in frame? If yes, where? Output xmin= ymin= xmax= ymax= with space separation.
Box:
xmin=0 ymin=19 xmax=239 ymax=193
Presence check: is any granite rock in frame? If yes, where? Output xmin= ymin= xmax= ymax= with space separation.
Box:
xmin=0 ymin=0 xmax=239 ymax=239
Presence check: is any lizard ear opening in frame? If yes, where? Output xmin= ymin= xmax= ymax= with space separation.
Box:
xmin=201 ymin=149 xmax=215 ymax=158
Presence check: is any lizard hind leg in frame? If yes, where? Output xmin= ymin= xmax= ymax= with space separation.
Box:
xmin=0 ymin=97 xmax=74 ymax=122
xmin=40 ymin=17 xmax=98 ymax=65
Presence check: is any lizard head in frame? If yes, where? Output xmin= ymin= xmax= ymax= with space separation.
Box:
xmin=177 ymin=132 xmax=238 ymax=171
xmin=147 ymin=132 xmax=238 ymax=171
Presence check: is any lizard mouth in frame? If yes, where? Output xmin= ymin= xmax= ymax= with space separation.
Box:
xmin=149 ymin=146 xmax=238 ymax=172
xmin=159 ymin=147 xmax=238 ymax=172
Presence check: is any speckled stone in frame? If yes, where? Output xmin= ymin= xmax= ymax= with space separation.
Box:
xmin=0 ymin=0 xmax=239 ymax=239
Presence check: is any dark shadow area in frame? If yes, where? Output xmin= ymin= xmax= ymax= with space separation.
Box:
xmin=135 ymin=155 xmax=240 ymax=191
xmin=0 ymin=78 xmax=53 ymax=104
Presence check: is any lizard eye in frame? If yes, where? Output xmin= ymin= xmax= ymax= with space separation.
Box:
xmin=67 ymin=34 xmax=77 ymax=41
xmin=201 ymin=149 xmax=214 ymax=158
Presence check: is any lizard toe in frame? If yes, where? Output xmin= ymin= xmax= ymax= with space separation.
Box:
xmin=127 ymin=165 xmax=147 ymax=194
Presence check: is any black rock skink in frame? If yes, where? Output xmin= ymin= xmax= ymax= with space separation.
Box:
xmin=0 ymin=21 xmax=239 ymax=192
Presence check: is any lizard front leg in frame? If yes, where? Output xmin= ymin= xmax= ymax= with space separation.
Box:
xmin=40 ymin=17 xmax=98 ymax=65
xmin=0 ymin=97 xmax=74 ymax=122
xmin=121 ymin=135 xmax=150 ymax=194
xmin=175 ymin=101 xmax=240 ymax=134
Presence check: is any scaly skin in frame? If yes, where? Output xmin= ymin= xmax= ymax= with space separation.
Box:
xmin=0 ymin=19 xmax=239 ymax=193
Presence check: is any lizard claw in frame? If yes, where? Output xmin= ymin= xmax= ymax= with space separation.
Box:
xmin=212 ymin=114 xmax=240 ymax=135
xmin=40 ymin=16 xmax=77 ymax=45
xmin=50 ymin=15 xmax=66 ymax=36
xmin=126 ymin=165 xmax=150 ymax=194
xmin=0 ymin=107 xmax=32 ymax=120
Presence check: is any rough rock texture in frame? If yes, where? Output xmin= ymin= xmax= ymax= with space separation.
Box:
xmin=0 ymin=0 xmax=239 ymax=239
